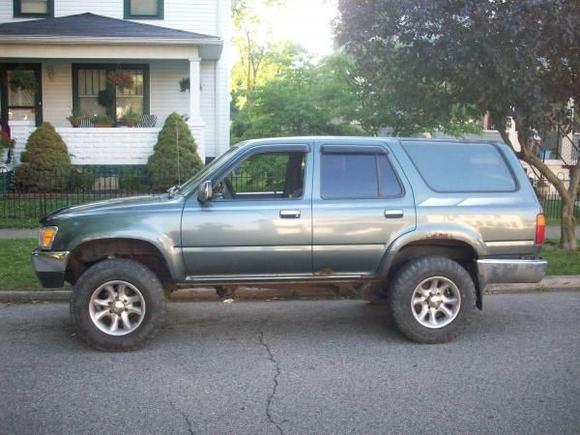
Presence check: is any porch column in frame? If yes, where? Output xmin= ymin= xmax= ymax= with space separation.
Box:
xmin=188 ymin=56 xmax=206 ymax=162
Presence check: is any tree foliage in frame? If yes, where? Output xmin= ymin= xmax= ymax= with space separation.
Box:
xmin=231 ymin=0 xmax=289 ymax=107
xmin=336 ymin=0 xmax=580 ymax=249
xmin=15 ymin=122 xmax=71 ymax=192
xmin=231 ymin=52 xmax=366 ymax=142
xmin=147 ymin=113 xmax=203 ymax=190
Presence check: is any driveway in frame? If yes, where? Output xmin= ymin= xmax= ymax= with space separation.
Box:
xmin=1 ymin=293 xmax=579 ymax=434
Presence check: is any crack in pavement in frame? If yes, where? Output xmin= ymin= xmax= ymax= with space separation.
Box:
xmin=257 ymin=319 xmax=285 ymax=435
xmin=169 ymin=400 xmax=195 ymax=435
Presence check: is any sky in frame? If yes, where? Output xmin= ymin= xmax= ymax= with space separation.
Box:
xmin=240 ymin=0 xmax=339 ymax=58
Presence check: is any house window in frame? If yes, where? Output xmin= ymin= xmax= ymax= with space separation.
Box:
xmin=124 ymin=0 xmax=164 ymax=19
xmin=72 ymin=64 xmax=149 ymax=123
xmin=14 ymin=0 xmax=53 ymax=17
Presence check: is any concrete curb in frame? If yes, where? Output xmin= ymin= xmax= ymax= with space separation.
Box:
xmin=485 ymin=276 xmax=580 ymax=294
xmin=1 ymin=277 xmax=579 ymax=303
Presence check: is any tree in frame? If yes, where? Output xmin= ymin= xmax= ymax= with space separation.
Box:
xmin=336 ymin=0 xmax=580 ymax=250
xmin=231 ymin=0 xmax=289 ymax=107
xmin=15 ymin=122 xmax=71 ymax=192
xmin=231 ymin=53 xmax=366 ymax=143
xmin=147 ymin=113 xmax=203 ymax=190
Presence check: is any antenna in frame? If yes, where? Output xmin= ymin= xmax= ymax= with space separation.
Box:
xmin=176 ymin=118 xmax=181 ymax=186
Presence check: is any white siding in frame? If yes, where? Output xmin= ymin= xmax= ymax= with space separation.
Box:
xmin=42 ymin=61 xmax=72 ymax=128
xmin=58 ymin=128 xmax=160 ymax=165
xmin=149 ymin=60 xmax=189 ymax=125
xmin=200 ymin=61 xmax=216 ymax=157
xmin=0 ymin=0 xmax=218 ymax=35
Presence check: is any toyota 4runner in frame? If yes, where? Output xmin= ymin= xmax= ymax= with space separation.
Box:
xmin=32 ymin=137 xmax=547 ymax=350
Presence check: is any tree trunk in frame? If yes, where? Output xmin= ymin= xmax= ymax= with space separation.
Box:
xmin=495 ymin=118 xmax=578 ymax=250
xmin=560 ymin=196 xmax=577 ymax=251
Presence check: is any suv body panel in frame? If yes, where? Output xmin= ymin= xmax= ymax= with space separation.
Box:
xmin=311 ymin=138 xmax=416 ymax=276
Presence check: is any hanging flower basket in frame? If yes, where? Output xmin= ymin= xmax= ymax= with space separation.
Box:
xmin=9 ymin=69 xmax=37 ymax=92
xmin=108 ymin=71 xmax=134 ymax=90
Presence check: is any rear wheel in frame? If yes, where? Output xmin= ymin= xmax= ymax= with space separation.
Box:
xmin=388 ymin=256 xmax=476 ymax=343
xmin=70 ymin=258 xmax=166 ymax=351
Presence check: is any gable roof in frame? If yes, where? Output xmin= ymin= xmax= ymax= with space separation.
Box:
xmin=0 ymin=13 xmax=220 ymax=41
xmin=0 ymin=13 xmax=223 ymax=59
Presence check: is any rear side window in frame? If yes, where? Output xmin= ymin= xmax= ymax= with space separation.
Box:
xmin=321 ymin=152 xmax=403 ymax=199
xmin=404 ymin=141 xmax=516 ymax=192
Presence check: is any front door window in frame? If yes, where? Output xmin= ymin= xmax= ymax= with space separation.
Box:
xmin=0 ymin=64 xmax=42 ymax=128
xmin=7 ymin=70 xmax=36 ymax=122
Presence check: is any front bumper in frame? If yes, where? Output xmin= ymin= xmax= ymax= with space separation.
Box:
xmin=32 ymin=250 xmax=70 ymax=288
xmin=477 ymin=258 xmax=547 ymax=289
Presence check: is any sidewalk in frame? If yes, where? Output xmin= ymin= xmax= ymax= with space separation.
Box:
xmin=0 ymin=228 xmax=37 ymax=239
xmin=1 ymin=225 xmax=578 ymax=240
xmin=546 ymin=225 xmax=579 ymax=239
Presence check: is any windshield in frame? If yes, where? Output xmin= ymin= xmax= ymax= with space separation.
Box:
xmin=179 ymin=145 xmax=241 ymax=195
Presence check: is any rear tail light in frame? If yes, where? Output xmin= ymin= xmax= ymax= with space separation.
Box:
xmin=535 ymin=213 xmax=546 ymax=245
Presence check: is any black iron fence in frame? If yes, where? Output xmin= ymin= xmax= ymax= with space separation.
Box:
xmin=0 ymin=168 xmax=176 ymax=223
xmin=539 ymin=191 xmax=580 ymax=224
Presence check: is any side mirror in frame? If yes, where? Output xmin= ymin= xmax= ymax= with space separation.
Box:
xmin=198 ymin=180 xmax=213 ymax=202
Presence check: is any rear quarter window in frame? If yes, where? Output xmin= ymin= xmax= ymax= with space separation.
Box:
xmin=403 ymin=141 xmax=517 ymax=192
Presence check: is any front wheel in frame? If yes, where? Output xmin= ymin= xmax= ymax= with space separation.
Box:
xmin=70 ymin=258 xmax=166 ymax=351
xmin=388 ymin=256 xmax=476 ymax=344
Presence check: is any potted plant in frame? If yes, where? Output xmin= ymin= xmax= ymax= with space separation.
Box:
xmin=535 ymin=178 xmax=550 ymax=200
xmin=9 ymin=68 xmax=36 ymax=92
xmin=92 ymin=114 xmax=113 ymax=128
xmin=67 ymin=108 xmax=83 ymax=128
xmin=121 ymin=106 xmax=139 ymax=127
xmin=179 ymin=77 xmax=190 ymax=93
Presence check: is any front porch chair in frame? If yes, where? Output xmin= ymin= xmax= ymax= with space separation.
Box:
xmin=79 ymin=117 xmax=94 ymax=128
xmin=137 ymin=114 xmax=157 ymax=128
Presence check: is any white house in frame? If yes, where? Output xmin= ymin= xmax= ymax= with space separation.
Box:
xmin=0 ymin=0 xmax=231 ymax=169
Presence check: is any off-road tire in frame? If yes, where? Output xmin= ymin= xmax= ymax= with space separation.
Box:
xmin=388 ymin=256 xmax=476 ymax=344
xmin=70 ymin=258 xmax=166 ymax=351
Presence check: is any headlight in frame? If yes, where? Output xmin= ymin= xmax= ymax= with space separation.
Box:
xmin=38 ymin=226 xmax=58 ymax=250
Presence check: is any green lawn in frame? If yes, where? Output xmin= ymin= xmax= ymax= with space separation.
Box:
xmin=0 ymin=218 xmax=40 ymax=229
xmin=0 ymin=238 xmax=578 ymax=290
xmin=541 ymin=241 xmax=580 ymax=275
xmin=0 ymin=239 xmax=40 ymax=289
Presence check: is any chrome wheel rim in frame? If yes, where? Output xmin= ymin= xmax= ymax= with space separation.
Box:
xmin=89 ymin=280 xmax=146 ymax=336
xmin=411 ymin=276 xmax=461 ymax=329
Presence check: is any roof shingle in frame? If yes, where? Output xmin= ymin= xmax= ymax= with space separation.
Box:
xmin=0 ymin=13 xmax=220 ymax=41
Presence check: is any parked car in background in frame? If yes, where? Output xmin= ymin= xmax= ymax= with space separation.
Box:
xmin=32 ymin=137 xmax=547 ymax=350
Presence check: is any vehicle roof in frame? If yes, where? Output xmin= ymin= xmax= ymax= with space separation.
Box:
xmin=238 ymin=136 xmax=506 ymax=147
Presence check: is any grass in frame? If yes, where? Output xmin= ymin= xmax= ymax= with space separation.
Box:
xmin=540 ymin=240 xmax=580 ymax=275
xmin=0 ymin=239 xmax=41 ymax=289
xmin=0 ymin=218 xmax=39 ymax=229
xmin=0 ymin=238 xmax=578 ymax=290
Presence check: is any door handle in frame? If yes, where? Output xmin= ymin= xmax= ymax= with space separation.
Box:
xmin=384 ymin=209 xmax=404 ymax=219
xmin=280 ymin=209 xmax=301 ymax=219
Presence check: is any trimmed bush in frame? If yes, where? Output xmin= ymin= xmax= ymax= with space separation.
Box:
xmin=147 ymin=113 xmax=203 ymax=190
xmin=15 ymin=122 xmax=71 ymax=192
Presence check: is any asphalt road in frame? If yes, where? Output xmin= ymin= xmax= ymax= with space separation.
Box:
xmin=1 ymin=293 xmax=579 ymax=434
